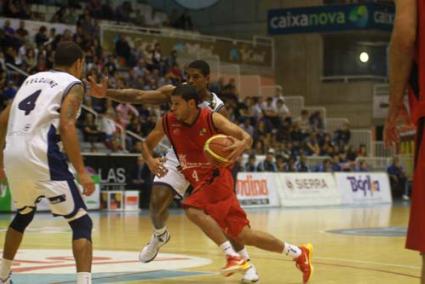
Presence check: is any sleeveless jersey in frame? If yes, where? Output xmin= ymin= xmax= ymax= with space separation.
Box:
xmin=408 ymin=0 xmax=425 ymax=123
xmin=4 ymin=70 xmax=82 ymax=181
xmin=163 ymin=108 xmax=222 ymax=191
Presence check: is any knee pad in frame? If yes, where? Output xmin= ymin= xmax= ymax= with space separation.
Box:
xmin=69 ymin=214 xmax=93 ymax=242
xmin=10 ymin=209 xmax=35 ymax=233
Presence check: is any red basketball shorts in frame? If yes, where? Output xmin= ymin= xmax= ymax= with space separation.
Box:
xmin=182 ymin=169 xmax=250 ymax=239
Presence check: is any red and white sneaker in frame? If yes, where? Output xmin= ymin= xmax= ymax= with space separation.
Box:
xmin=221 ymin=255 xmax=250 ymax=277
xmin=294 ymin=243 xmax=313 ymax=283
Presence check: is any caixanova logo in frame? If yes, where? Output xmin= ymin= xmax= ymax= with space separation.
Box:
xmin=346 ymin=175 xmax=380 ymax=196
xmin=236 ymin=175 xmax=269 ymax=196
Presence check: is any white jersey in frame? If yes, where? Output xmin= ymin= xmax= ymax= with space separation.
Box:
xmin=4 ymin=70 xmax=82 ymax=181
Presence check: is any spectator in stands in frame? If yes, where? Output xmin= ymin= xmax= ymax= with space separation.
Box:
xmin=34 ymin=26 xmax=48 ymax=48
xmin=244 ymin=154 xmax=257 ymax=172
xmin=334 ymin=121 xmax=351 ymax=146
xmin=304 ymin=133 xmax=321 ymax=156
xmin=16 ymin=20 xmax=28 ymax=41
xmin=296 ymin=109 xmax=310 ymax=133
xmin=355 ymin=160 xmax=369 ymax=172
xmin=330 ymin=154 xmax=342 ymax=172
xmin=3 ymin=0 xmax=30 ymax=19
xmin=176 ymin=10 xmax=193 ymax=30
xmin=275 ymin=98 xmax=290 ymax=121
xmin=356 ymin=144 xmax=367 ymax=157
xmin=315 ymin=158 xmax=333 ymax=172
xmin=240 ymin=118 xmax=254 ymax=138
xmin=83 ymin=113 xmax=101 ymax=152
xmin=309 ymin=111 xmax=324 ymax=131
xmin=296 ymin=154 xmax=310 ymax=172
xmin=387 ymin=156 xmax=409 ymax=200
xmin=257 ymin=149 xmax=277 ymax=172
xmin=116 ymin=102 xmax=139 ymax=129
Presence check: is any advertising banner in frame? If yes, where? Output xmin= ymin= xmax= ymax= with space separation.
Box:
xmin=236 ymin=173 xmax=280 ymax=208
xmin=83 ymin=154 xmax=139 ymax=191
xmin=268 ymin=3 xmax=394 ymax=35
xmin=0 ymin=182 xmax=11 ymax=211
xmin=279 ymin=173 xmax=341 ymax=207
xmin=124 ymin=191 xmax=140 ymax=211
xmin=335 ymin=172 xmax=392 ymax=204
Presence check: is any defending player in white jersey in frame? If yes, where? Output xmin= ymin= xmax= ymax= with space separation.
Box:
xmin=0 ymin=42 xmax=95 ymax=284
xmin=88 ymin=60 xmax=259 ymax=282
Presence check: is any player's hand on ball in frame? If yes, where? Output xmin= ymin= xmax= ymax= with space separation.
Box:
xmin=86 ymin=75 xmax=108 ymax=98
xmin=224 ymin=137 xmax=245 ymax=163
xmin=78 ymin=172 xmax=95 ymax=196
xmin=147 ymin=157 xmax=168 ymax=177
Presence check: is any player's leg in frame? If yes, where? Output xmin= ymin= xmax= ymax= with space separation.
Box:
xmin=235 ymin=222 xmax=312 ymax=283
xmin=44 ymin=180 xmax=93 ymax=284
xmin=140 ymin=153 xmax=188 ymax=263
xmin=228 ymin=238 xmax=259 ymax=283
xmin=0 ymin=178 xmax=38 ymax=283
xmin=0 ymin=208 xmax=35 ymax=283
xmin=184 ymin=206 xmax=249 ymax=276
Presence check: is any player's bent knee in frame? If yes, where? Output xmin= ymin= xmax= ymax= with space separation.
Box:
xmin=184 ymin=207 xmax=202 ymax=222
xmin=69 ymin=214 xmax=93 ymax=242
xmin=10 ymin=209 xmax=35 ymax=233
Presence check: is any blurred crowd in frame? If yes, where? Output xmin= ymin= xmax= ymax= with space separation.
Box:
xmin=0 ymin=1 xmax=372 ymax=174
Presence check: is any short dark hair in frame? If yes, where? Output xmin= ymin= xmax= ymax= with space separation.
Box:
xmin=54 ymin=41 xmax=84 ymax=67
xmin=188 ymin=60 xmax=210 ymax=76
xmin=172 ymin=84 xmax=201 ymax=104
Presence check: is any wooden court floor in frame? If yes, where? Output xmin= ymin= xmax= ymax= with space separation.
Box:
xmin=0 ymin=203 xmax=421 ymax=283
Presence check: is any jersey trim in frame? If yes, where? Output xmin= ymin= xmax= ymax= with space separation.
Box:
xmin=47 ymin=124 xmax=74 ymax=180
xmin=61 ymin=81 xmax=83 ymax=103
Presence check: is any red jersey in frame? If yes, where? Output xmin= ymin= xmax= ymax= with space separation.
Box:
xmin=408 ymin=0 xmax=425 ymax=124
xmin=163 ymin=108 xmax=228 ymax=191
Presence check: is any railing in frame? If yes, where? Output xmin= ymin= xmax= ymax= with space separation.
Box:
xmin=284 ymin=96 xmax=304 ymax=118
xmin=350 ymin=129 xmax=373 ymax=156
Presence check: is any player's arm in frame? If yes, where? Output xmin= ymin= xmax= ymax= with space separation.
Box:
xmin=59 ymin=84 xmax=94 ymax=196
xmin=384 ymin=0 xmax=417 ymax=147
xmin=216 ymin=104 xmax=229 ymax=118
xmin=87 ymin=76 xmax=174 ymax=104
xmin=0 ymin=104 xmax=11 ymax=180
xmin=212 ymin=112 xmax=253 ymax=162
xmin=140 ymin=117 xmax=168 ymax=177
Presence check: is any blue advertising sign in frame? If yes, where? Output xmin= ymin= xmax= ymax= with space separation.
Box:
xmin=268 ymin=4 xmax=394 ymax=35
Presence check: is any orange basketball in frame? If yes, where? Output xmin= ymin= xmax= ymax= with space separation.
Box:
xmin=204 ymin=134 xmax=234 ymax=167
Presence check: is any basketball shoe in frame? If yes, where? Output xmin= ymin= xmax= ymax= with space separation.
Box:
xmin=139 ymin=230 xmax=170 ymax=263
xmin=294 ymin=243 xmax=313 ymax=283
xmin=221 ymin=255 xmax=250 ymax=277
xmin=241 ymin=261 xmax=259 ymax=283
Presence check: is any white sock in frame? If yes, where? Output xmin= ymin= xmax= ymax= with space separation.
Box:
xmin=237 ymin=247 xmax=250 ymax=261
xmin=154 ymin=226 xmax=167 ymax=236
xmin=220 ymin=241 xmax=239 ymax=257
xmin=283 ymin=242 xmax=302 ymax=258
xmin=77 ymin=272 xmax=91 ymax=284
xmin=0 ymin=258 xmax=12 ymax=280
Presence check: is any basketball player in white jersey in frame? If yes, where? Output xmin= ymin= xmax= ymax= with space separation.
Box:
xmin=0 ymin=42 xmax=94 ymax=284
xmin=88 ymin=60 xmax=259 ymax=282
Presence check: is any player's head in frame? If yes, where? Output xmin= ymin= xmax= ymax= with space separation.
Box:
xmin=54 ymin=41 xmax=85 ymax=79
xmin=171 ymin=84 xmax=201 ymax=122
xmin=187 ymin=60 xmax=210 ymax=93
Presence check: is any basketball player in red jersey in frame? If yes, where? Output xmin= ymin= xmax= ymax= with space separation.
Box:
xmin=384 ymin=0 xmax=424 ymax=282
xmin=140 ymin=84 xmax=313 ymax=283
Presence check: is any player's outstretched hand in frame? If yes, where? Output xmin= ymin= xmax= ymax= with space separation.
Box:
xmin=158 ymin=84 xmax=176 ymax=98
xmin=224 ymin=136 xmax=246 ymax=163
xmin=147 ymin=157 xmax=168 ymax=178
xmin=86 ymin=75 xmax=108 ymax=98
xmin=78 ymin=172 xmax=95 ymax=196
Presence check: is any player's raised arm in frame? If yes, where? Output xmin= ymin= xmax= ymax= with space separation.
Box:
xmin=141 ymin=117 xmax=168 ymax=177
xmin=87 ymin=76 xmax=174 ymax=104
xmin=0 ymin=104 xmax=11 ymax=180
xmin=59 ymin=84 xmax=94 ymax=196
xmin=212 ymin=112 xmax=253 ymax=162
